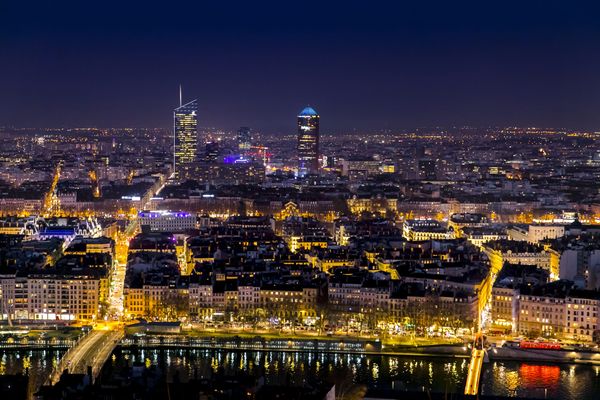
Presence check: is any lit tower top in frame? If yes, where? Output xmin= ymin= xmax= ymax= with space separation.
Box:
xmin=173 ymin=95 xmax=198 ymax=178
xmin=299 ymin=106 xmax=318 ymax=117
xmin=297 ymin=106 xmax=320 ymax=176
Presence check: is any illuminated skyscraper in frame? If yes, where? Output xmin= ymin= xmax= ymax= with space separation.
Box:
xmin=205 ymin=141 xmax=220 ymax=162
xmin=297 ymin=106 xmax=320 ymax=176
xmin=238 ymin=126 xmax=252 ymax=155
xmin=173 ymin=98 xmax=198 ymax=178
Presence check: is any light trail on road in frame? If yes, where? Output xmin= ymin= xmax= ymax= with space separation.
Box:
xmin=464 ymin=348 xmax=484 ymax=395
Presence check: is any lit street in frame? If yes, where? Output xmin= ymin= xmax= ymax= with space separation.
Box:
xmin=464 ymin=348 xmax=485 ymax=396
xmin=48 ymin=327 xmax=124 ymax=385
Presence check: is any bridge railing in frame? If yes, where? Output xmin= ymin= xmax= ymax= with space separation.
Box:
xmin=89 ymin=330 xmax=125 ymax=379
xmin=44 ymin=330 xmax=92 ymax=386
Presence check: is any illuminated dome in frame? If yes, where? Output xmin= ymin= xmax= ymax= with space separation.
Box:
xmin=299 ymin=106 xmax=318 ymax=116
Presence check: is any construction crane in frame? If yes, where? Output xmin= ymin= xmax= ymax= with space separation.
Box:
xmin=249 ymin=145 xmax=271 ymax=165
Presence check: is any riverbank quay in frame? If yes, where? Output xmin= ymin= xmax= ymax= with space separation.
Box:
xmin=364 ymin=390 xmax=546 ymax=400
xmin=489 ymin=345 xmax=600 ymax=365
xmin=119 ymin=333 xmax=472 ymax=358
xmin=119 ymin=333 xmax=600 ymax=365
xmin=0 ymin=326 xmax=89 ymax=350
xmin=3 ymin=324 xmax=600 ymax=366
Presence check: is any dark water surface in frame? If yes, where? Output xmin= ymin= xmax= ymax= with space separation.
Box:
xmin=1 ymin=348 xmax=598 ymax=399
xmin=0 ymin=349 xmax=65 ymax=395
xmin=100 ymin=348 xmax=600 ymax=399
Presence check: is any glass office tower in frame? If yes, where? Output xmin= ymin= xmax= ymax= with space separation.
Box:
xmin=297 ymin=106 xmax=319 ymax=176
xmin=173 ymin=99 xmax=198 ymax=178
xmin=238 ymin=126 xmax=252 ymax=155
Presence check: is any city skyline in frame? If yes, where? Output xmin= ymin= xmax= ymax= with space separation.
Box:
xmin=2 ymin=1 xmax=600 ymax=399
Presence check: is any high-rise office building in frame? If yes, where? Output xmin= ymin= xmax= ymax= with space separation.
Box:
xmin=297 ymin=106 xmax=320 ymax=176
xmin=205 ymin=141 xmax=220 ymax=162
xmin=173 ymin=98 xmax=198 ymax=178
xmin=238 ymin=127 xmax=252 ymax=155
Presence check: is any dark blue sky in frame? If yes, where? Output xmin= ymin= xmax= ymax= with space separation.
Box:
xmin=1 ymin=0 xmax=600 ymax=132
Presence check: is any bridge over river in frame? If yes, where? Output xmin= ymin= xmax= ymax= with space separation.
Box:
xmin=44 ymin=327 xmax=124 ymax=387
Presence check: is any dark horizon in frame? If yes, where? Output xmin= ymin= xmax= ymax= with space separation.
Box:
xmin=2 ymin=0 xmax=600 ymax=133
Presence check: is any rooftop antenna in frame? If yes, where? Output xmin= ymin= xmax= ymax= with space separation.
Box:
xmin=179 ymin=84 xmax=182 ymax=107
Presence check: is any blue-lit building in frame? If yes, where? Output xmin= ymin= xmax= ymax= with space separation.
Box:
xmin=297 ymin=106 xmax=320 ymax=176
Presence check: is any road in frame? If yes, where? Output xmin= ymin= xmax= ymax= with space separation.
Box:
xmin=108 ymin=251 xmax=127 ymax=318
xmin=108 ymin=219 xmax=137 ymax=319
xmin=460 ymin=244 xmax=504 ymax=395
xmin=464 ymin=348 xmax=485 ymax=396
xmin=42 ymin=161 xmax=62 ymax=215
xmin=48 ymin=327 xmax=124 ymax=385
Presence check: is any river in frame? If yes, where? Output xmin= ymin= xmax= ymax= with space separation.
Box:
xmin=2 ymin=348 xmax=599 ymax=399
xmin=105 ymin=348 xmax=600 ymax=399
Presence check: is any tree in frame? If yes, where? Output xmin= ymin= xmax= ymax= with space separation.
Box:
xmin=255 ymin=307 xmax=267 ymax=330
xmin=223 ymin=299 xmax=237 ymax=326
xmin=143 ymin=293 xmax=160 ymax=321
xmin=163 ymin=291 xmax=189 ymax=321
xmin=315 ymin=302 xmax=333 ymax=334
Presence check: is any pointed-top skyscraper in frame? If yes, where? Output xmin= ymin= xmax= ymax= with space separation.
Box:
xmin=297 ymin=106 xmax=320 ymax=176
xmin=173 ymin=89 xmax=198 ymax=179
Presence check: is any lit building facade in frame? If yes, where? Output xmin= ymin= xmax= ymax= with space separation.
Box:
xmin=174 ymin=99 xmax=198 ymax=178
xmin=507 ymin=224 xmax=565 ymax=244
xmin=138 ymin=210 xmax=197 ymax=232
xmin=297 ymin=106 xmax=320 ymax=176
xmin=0 ymin=269 xmax=107 ymax=322
xmin=237 ymin=126 xmax=252 ymax=155
xmin=402 ymin=219 xmax=455 ymax=241
xmin=483 ymin=243 xmax=553 ymax=276
xmin=516 ymin=288 xmax=600 ymax=342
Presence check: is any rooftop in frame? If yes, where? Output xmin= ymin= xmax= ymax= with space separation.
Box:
xmin=298 ymin=106 xmax=318 ymax=117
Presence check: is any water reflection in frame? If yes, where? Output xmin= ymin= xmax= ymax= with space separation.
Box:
xmin=482 ymin=361 xmax=600 ymax=399
xmin=0 ymin=349 xmax=598 ymax=400
xmin=519 ymin=364 xmax=560 ymax=390
xmin=0 ymin=350 xmax=65 ymax=395
xmin=105 ymin=349 xmax=470 ymax=394
xmin=102 ymin=350 xmax=600 ymax=399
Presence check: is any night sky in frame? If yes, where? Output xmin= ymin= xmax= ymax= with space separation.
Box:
xmin=2 ymin=0 xmax=600 ymax=133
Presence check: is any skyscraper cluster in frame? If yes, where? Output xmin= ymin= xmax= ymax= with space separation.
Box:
xmin=173 ymin=96 xmax=321 ymax=179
